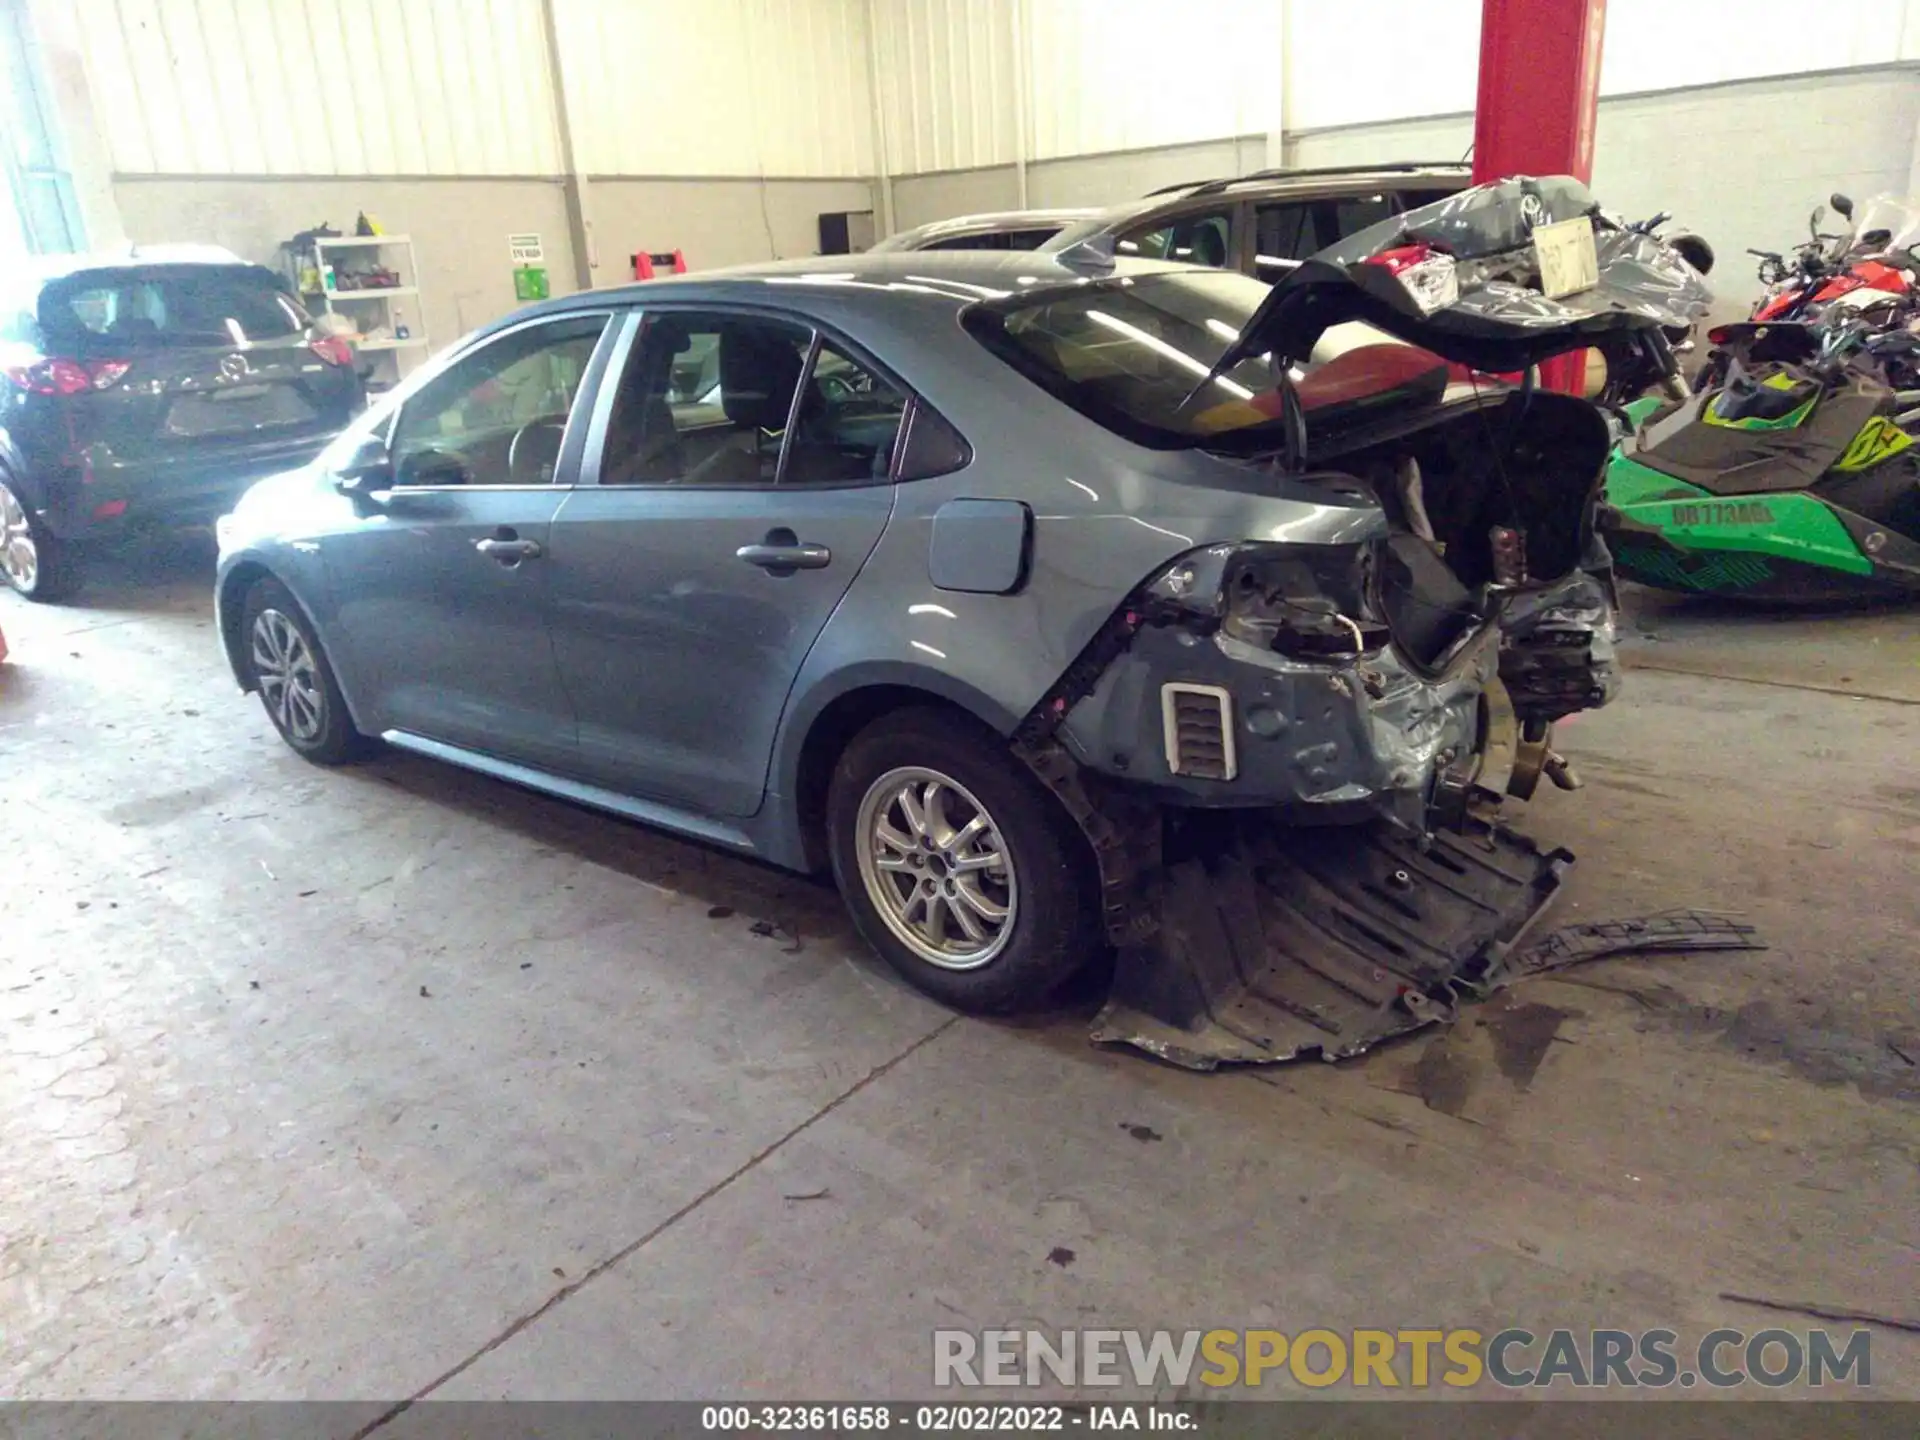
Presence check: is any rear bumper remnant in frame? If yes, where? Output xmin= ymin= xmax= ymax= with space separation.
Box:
xmin=1091 ymin=813 xmax=1764 ymax=1069
xmin=1092 ymin=817 xmax=1570 ymax=1069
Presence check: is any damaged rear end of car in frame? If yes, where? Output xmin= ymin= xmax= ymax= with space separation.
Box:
xmin=967 ymin=175 xmax=1710 ymax=1066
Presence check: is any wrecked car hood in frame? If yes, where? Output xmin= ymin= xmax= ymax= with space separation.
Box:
xmin=1211 ymin=175 xmax=1714 ymax=377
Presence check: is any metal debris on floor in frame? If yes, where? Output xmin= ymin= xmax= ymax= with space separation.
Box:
xmin=1092 ymin=817 xmax=1764 ymax=1070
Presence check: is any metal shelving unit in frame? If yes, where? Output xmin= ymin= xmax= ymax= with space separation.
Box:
xmin=291 ymin=234 xmax=429 ymax=390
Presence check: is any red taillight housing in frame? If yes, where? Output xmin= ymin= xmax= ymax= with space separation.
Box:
xmin=5 ymin=359 xmax=91 ymax=395
xmin=1362 ymin=243 xmax=1459 ymax=317
xmin=3 ymin=358 xmax=131 ymax=394
xmin=1707 ymin=326 xmax=1731 ymax=345
xmin=309 ymin=336 xmax=354 ymax=366
xmin=1368 ymin=243 xmax=1441 ymax=276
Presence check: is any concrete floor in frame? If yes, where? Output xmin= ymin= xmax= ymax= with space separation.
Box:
xmin=2 ymin=540 xmax=1917 ymax=1404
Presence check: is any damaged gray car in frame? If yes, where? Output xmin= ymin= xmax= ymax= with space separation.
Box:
xmin=215 ymin=176 xmax=1709 ymax=1065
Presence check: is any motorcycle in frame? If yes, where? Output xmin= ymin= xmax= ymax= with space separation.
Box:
xmin=1601 ymin=316 xmax=1920 ymax=600
xmin=1691 ymin=194 xmax=1920 ymax=393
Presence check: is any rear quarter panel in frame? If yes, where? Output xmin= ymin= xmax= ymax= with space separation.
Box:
xmin=764 ymin=290 xmax=1385 ymax=806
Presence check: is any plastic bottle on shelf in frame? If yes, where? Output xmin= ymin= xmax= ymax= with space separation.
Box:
xmin=394 ymin=309 xmax=411 ymax=340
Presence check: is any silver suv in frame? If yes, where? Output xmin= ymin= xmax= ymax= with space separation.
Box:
xmin=877 ymin=163 xmax=1472 ymax=283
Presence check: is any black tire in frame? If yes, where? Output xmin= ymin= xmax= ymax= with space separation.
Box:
xmin=0 ymin=477 xmax=85 ymax=602
xmin=826 ymin=706 xmax=1103 ymax=1013
xmin=240 ymin=577 xmax=374 ymax=765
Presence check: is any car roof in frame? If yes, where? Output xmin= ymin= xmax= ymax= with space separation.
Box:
xmin=871 ymin=208 xmax=1103 ymax=250
xmin=1043 ymin=163 xmax=1473 ymax=250
xmin=530 ymin=249 xmax=1195 ymax=321
xmin=21 ymin=244 xmax=255 ymax=286
xmin=1143 ymin=161 xmax=1472 ymax=200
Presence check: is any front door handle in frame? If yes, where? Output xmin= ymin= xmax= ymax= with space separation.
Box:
xmin=475 ymin=535 xmax=543 ymax=564
xmin=737 ymin=534 xmax=832 ymax=573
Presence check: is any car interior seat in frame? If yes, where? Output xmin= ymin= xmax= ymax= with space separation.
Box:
xmin=680 ymin=325 xmax=804 ymax=486
xmin=1188 ymin=224 xmax=1228 ymax=268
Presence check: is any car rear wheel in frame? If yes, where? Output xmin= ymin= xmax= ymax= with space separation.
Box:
xmin=0 ymin=479 xmax=84 ymax=602
xmin=242 ymin=578 xmax=372 ymax=765
xmin=826 ymin=707 xmax=1102 ymax=1013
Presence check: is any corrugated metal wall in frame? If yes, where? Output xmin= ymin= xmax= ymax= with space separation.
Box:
xmin=872 ymin=0 xmax=1279 ymax=173
xmin=1023 ymin=0 xmax=1279 ymax=161
xmin=553 ymin=0 xmax=873 ymax=177
xmin=74 ymin=0 xmax=874 ymax=179
xmin=76 ymin=0 xmax=565 ymax=175
xmin=870 ymin=0 xmax=1015 ymax=174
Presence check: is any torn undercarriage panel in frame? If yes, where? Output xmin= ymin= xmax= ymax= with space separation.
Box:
xmin=1088 ymin=814 xmax=1762 ymax=1070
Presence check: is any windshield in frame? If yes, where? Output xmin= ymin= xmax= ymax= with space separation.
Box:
xmin=1844 ymin=194 xmax=1920 ymax=257
xmin=36 ymin=265 xmax=308 ymax=352
xmin=966 ymin=269 xmax=1439 ymax=450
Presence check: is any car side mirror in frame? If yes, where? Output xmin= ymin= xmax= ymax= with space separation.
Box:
xmin=331 ymin=434 xmax=393 ymax=498
xmin=1830 ymin=192 xmax=1854 ymax=220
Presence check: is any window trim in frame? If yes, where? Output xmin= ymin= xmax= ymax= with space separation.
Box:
xmin=584 ymin=300 xmax=934 ymax=493
xmin=384 ymin=308 xmax=621 ymax=493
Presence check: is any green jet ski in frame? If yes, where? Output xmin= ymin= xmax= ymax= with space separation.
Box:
xmin=1602 ymin=322 xmax=1920 ymax=600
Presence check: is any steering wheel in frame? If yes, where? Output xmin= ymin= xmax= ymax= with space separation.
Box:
xmin=507 ymin=418 xmax=567 ymax=485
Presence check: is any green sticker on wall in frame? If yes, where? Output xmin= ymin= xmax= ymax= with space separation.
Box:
xmin=514 ymin=266 xmax=550 ymax=301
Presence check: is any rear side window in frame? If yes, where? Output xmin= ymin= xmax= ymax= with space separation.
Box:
xmin=923 ymin=227 xmax=1064 ymax=252
xmin=1255 ymin=203 xmax=1319 ymax=278
xmin=598 ymin=312 xmax=908 ymax=488
xmin=1327 ymin=194 xmax=1396 ymax=243
xmin=38 ymin=267 xmax=308 ymax=351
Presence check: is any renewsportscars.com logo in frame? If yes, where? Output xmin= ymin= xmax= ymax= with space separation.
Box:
xmin=932 ymin=1327 xmax=1873 ymax=1391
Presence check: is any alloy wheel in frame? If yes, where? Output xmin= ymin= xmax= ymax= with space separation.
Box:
xmin=0 ymin=483 xmax=38 ymax=592
xmin=250 ymin=608 xmax=327 ymax=743
xmin=855 ymin=765 xmax=1017 ymax=970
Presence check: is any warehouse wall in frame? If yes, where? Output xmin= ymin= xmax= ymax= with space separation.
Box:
xmin=73 ymin=0 xmax=563 ymax=176
xmin=111 ymin=175 xmax=575 ymax=348
xmin=551 ymin=0 xmax=873 ymax=177
xmin=590 ymin=177 xmax=876 ymax=274
xmin=55 ymin=0 xmax=877 ymax=340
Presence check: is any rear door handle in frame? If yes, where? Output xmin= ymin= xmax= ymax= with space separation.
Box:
xmin=737 ymin=541 xmax=831 ymax=572
xmin=475 ymin=536 xmax=543 ymax=564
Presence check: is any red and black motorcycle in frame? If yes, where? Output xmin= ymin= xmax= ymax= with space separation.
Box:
xmin=1748 ymin=193 xmax=1914 ymax=318
xmin=1698 ymin=192 xmax=1920 ymax=390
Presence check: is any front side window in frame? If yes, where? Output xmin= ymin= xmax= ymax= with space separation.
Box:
xmin=389 ymin=314 xmax=607 ymax=486
xmin=599 ymin=312 xmax=905 ymax=487
xmin=1118 ymin=209 xmax=1233 ymax=269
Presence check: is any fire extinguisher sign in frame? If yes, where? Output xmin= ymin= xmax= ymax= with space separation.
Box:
xmin=510 ymin=234 xmax=549 ymax=302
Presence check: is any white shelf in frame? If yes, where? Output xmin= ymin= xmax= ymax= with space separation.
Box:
xmin=318 ymin=285 xmax=418 ymax=302
xmin=290 ymin=231 xmax=425 ymax=383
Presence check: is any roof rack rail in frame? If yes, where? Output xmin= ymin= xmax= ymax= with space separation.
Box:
xmin=1143 ymin=177 xmax=1229 ymax=198
xmin=1141 ymin=160 xmax=1473 ymax=200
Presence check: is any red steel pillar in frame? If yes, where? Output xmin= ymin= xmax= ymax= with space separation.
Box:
xmin=1472 ymin=0 xmax=1607 ymax=393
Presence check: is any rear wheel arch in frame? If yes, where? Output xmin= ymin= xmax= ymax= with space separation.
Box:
xmin=785 ymin=675 xmax=1019 ymax=874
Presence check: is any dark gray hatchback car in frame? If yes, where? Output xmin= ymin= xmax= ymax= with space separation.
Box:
xmin=217 ymin=211 xmax=1679 ymax=1014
